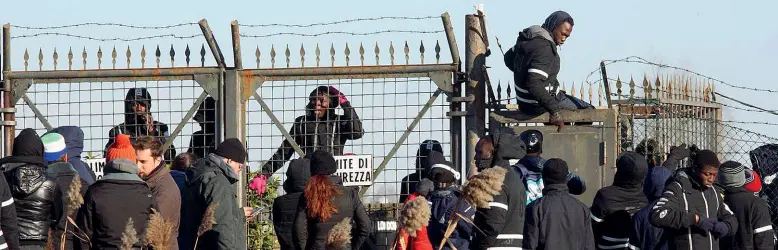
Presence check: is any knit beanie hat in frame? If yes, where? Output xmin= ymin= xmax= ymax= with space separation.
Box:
xmin=41 ymin=132 xmax=67 ymax=162
xmin=719 ymin=161 xmax=746 ymax=187
xmin=744 ymin=169 xmax=762 ymax=192
xmin=214 ymin=138 xmax=247 ymax=163
xmin=694 ymin=150 xmax=721 ymax=168
xmin=427 ymin=151 xmax=459 ymax=183
xmin=106 ymin=134 xmax=136 ymax=163
xmin=543 ymin=158 xmax=569 ymax=185
xmin=310 ymin=150 xmax=338 ymax=175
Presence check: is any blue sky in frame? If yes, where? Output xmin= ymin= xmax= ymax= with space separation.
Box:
xmin=4 ymin=0 xmax=778 ymax=201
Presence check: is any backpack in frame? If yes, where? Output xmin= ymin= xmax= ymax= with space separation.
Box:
xmin=515 ymin=163 xmax=544 ymax=205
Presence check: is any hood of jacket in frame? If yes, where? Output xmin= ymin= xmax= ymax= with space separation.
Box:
xmin=491 ymin=131 xmax=527 ymax=167
xmin=103 ymin=158 xmax=143 ymax=182
xmin=613 ymin=152 xmax=649 ymax=189
xmin=8 ymin=164 xmax=47 ymax=196
xmin=519 ymin=155 xmax=545 ymax=173
xmin=124 ymin=88 xmax=153 ymax=127
xmin=284 ymin=158 xmax=311 ymax=193
xmin=46 ymin=161 xmax=77 ymax=178
xmin=644 ymin=166 xmax=673 ymax=201
xmin=518 ymin=25 xmax=554 ymax=45
xmin=187 ymin=153 xmax=239 ymax=185
xmin=304 ymin=86 xmax=340 ymax=119
xmin=50 ymin=126 xmax=84 ymax=160
xmin=1 ymin=128 xmax=46 ymax=167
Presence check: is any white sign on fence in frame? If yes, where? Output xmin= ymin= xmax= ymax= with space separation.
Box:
xmin=85 ymin=158 xmax=106 ymax=180
xmin=333 ymin=155 xmax=373 ymax=187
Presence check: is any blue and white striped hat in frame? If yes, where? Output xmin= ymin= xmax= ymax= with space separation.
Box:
xmin=41 ymin=132 xmax=67 ymax=162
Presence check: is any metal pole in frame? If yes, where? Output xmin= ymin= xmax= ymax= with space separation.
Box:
xmin=600 ymin=61 xmax=613 ymax=108
xmin=440 ymin=12 xmax=460 ymax=66
xmin=198 ymin=19 xmax=226 ymax=69
xmin=464 ymin=15 xmax=486 ymax=177
xmin=224 ymin=69 xmax=247 ymax=250
xmin=2 ymin=24 xmax=13 ymax=156
xmin=441 ymin=12 xmax=464 ymax=178
xmin=231 ymin=20 xmax=243 ymax=69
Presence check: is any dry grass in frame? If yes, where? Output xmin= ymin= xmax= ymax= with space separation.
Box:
xmin=462 ymin=167 xmax=507 ymax=208
xmin=194 ymin=201 xmax=219 ymax=250
xmin=145 ymin=208 xmax=175 ymax=250
xmin=399 ymin=197 xmax=431 ymax=237
xmin=67 ymin=177 xmax=83 ymax=217
xmin=120 ymin=218 xmax=138 ymax=250
xmin=326 ymin=218 xmax=352 ymax=250
xmin=45 ymin=229 xmax=54 ymax=250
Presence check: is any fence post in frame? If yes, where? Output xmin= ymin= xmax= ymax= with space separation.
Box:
xmin=2 ymin=24 xmax=13 ymax=157
xmin=464 ymin=15 xmax=486 ymax=177
xmin=441 ymin=12 xmax=464 ymax=176
xmin=231 ymin=20 xmax=243 ymax=70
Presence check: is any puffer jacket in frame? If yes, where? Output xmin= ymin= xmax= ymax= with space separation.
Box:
xmin=591 ymin=152 xmax=649 ymax=250
xmin=650 ymin=168 xmax=738 ymax=250
xmin=263 ymin=87 xmax=364 ymax=174
xmin=427 ymin=187 xmax=473 ymax=250
xmin=720 ymin=186 xmax=774 ymax=250
xmin=749 ymin=144 xmax=778 ymax=229
xmin=507 ymin=24 xmax=563 ymax=115
xmin=523 ymin=183 xmax=595 ymax=250
xmin=629 ymin=165 xmax=674 ymax=250
xmin=273 ymin=158 xmax=311 ymax=250
xmin=471 ymin=132 xmax=528 ymax=250
xmin=294 ymin=176 xmax=371 ymax=250
xmin=47 ymin=162 xmax=88 ymax=250
xmin=4 ymin=163 xmax=63 ymax=245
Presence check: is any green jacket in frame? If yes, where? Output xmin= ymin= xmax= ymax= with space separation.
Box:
xmin=179 ymin=154 xmax=245 ymax=250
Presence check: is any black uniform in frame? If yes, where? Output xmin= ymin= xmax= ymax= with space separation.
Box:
xmin=720 ymin=186 xmax=774 ymax=250
xmin=650 ymin=168 xmax=738 ymax=250
xmin=523 ymin=183 xmax=595 ymax=250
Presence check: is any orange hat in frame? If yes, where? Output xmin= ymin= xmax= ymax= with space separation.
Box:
xmin=107 ymin=134 xmax=136 ymax=162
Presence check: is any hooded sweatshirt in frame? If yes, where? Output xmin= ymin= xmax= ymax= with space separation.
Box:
xmin=0 ymin=128 xmax=46 ymax=249
xmin=188 ymin=96 xmax=217 ymax=159
xmin=105 ymin=88 xmax=176 ymax=164
xmin=273 ymin=158 xmax=311 ymax=250
xmin=263 ymin=86 xmax=364 ymax=174
xmin=400 ymin=140 xmax=443 ymax=203
xmin=629 ymin=165 xmax=674 ymax=250
xmin=5 ymin=161 xmax=63 ymax=245
xmin=506 ymin=11 xmax=574 ymax=115
xmin=50 ymin=126 xmax=96 ymax=184
xmin=591 ymin=152 xmax=649 ymax=250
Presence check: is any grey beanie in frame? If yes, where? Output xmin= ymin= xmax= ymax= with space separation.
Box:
xmin=718 ymin=161 xmax=746 ymax=187
xmin=105 ymin=158 xmax=139 ymax=175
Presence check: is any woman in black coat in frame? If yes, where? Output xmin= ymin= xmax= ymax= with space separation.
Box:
xmin=293 ymin=151 xmax=370 ymax=250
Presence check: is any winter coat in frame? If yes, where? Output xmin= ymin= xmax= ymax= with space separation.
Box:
xmin=399 ymin=140 xmax=443 ymax=203
xmin=471 ymin=132 xmax=527 ymax=250
xmin=143 ymin=164 xmax=180 ymax=250
xmin=75 ymin=159 xmax=157 ymax=250
xmin=273 ymin=158 xmax=311 ymax=250
xmin=720 ymin=186 xmax=774 ymax=250
xmin=650 ymin=167 xmax=738 ymax=250
xmin=179 ymin=154 xmax=246 ymax=250
xmin=523 ymin=183 xmax=596 ymax=250
xmin=749 ymin=144 xmax=778 ymax=229
xmin=47 ymin=162 xmax=88 ymax=250
xmin=169 ymin=170 xmax=187 ymax=198
xmin=105 ymin=88 xmax=176 ymax=165
xmin=507 ymin=24 xmax=563 ymax=115
xmin=396 ymin=193 xmax=432 ymax=250
xmin=629 ymin=165 xmax=674 ymax=250
xmin=51 ymin=126 xmax=97 ymax=184
xmin=360 ymin=211 xmax=397 ymax=250
xmin=427 ymin=187 xmax=474 ymax=250
xmin=4 ymin=163 xmax=63 ymax=245
xmin=515 ymin=155 xmax=587 ymax=205
xmin=294 ymin=176 xmax=371 ymax=250
xmin=0 ymin=128 xmax=45 ymax=250
xmin=263 ymin=101 xmax=364 ymax=174
xmin=188 ymin=96 xmax=216 ymax=159
xmin=591 ymin=152 xmax=648 ymax=250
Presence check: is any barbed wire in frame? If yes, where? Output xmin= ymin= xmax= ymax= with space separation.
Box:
xmin=10 ymin=22 xmax=198 ymax=30
xmin=240 ymin=16 xmax=439 ymax=28
xmin=11 ymin=32 xmax=202 ymax=42
xmin=239 ymin=29 xmax=443 ymax=38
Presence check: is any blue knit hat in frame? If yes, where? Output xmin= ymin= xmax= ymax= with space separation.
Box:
xmin=41 ymin=132 xmax=67 ymax=162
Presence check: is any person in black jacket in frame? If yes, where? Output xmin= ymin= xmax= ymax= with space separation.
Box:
xmin=3 ymin=131 xmax=64 ymax=250
xmin=188 ymin=96 xmax=216 ymax=159
xmin=0 ymin=128 xmax=38 ymax=250
xmin=718 ymin=161 xmax=774 ymax=250
xmin=293 ymin=151 xmax=370 ymax=250
xmin=77 ymin=134 xmax=157 ymax=250
xmin=262 ymin=86 xmax=364 ymax=175
xmin=515 ymin=130 xmax=586 ymax=205
xmin=523 ymin=158 xmax=595 ymax=250
xmin=273 ymin=158 xmax=311 ymax=250
xmin=470 ymin=131 xmax=528 ymax=250
xmin=399 ymin=140 xmax=443 ymax=203
xmin=505 ymin=11 xmax=593 ymax=128
xmin=590 ymin=151 xmax=648 ymax=250
xmin=50 ymin=126 xmax=97 ymax=184
xmin=42 ymin=132 xmax=88 ymax=250
xmin=650 ymin=149 xmax=738 ymax=250
xmin=105 ymin=88 xmax=176 ymax=165
xmin=426 ymin=152 xmax=473 ymax=250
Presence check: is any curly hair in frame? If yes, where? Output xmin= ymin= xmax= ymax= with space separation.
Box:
xmin=305 ymin=175 xmax=343 ymax=221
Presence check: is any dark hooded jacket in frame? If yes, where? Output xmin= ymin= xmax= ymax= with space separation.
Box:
xmin=505 ymin=11 xmax=573 ymax=115
xmin=515 ymin=155 xmax=586 ymax=205
xmin=188 ymin=96 xmax=216 ymax=159
xmin=105 ymin=88 xmax=176 ymax=164
xmin=629 ymin=164 xmax=673 ymax=250
xmin=471 ymin=132 xmax=528 ymax=250
xmin=75 ymin=158 xmax=157 ymax=250
xmin=47 ymin=162 xmax=88 ymax=250
xmin=650 ymin=167 xmax=738 ymax=250
xmin=720 ymin=185 xmax=774 ymax=250
xmin=427 ymin=186 xmax=474 ymax=250
xmin=51 ymin=126 xmax=97 ymax=184
xmin=263 ymin=86 xmax=364 ymax=174
xmin=273 ymin=158 xmax=311 ymax=250
xmin=0 ymin=128 xmax=41 ymax=250
xmin=591 ymin=152 xmax=649 ymax=250
xmin=400 ymin=140 xmax=443 ymax=203
xmin=523 ymin=182 xmax=596 ymax=250
xmin=179 ymin=154 xmax=246 ymax=250
xmin=749 ymin=144 xmax=778 ymax=229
